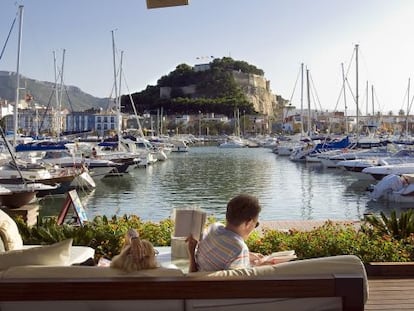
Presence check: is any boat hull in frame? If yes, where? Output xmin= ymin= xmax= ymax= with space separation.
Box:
xmin=0 ymin=191 xmax=36 ymax=209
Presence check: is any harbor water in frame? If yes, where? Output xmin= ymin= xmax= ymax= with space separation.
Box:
xmin=39 ymin=146 xmax=407 ymax=222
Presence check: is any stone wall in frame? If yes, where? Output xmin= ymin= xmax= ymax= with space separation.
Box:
xmin=232 ymin=71 xmax=276 ymax=117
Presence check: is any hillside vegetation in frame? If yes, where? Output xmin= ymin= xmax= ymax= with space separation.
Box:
xmin=122 ymin=57 xmax=265 ymax=117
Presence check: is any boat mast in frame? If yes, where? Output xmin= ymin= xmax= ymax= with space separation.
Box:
xmin=234 ymin=108 xmax=240 ymax=137
xmin=13 ymin=5 xmax=23 ymax=147
xmin=0 ymin=126 xmax=26 ymax=184
xmin=300 ymin=63 xmax=304 ymax=136
xmin=371 ymin=84 xmax=375 ymax=125
xmin=406 ymin=78 xmax=410 ymax=138
xmin=53 ymin=49 xmax=65 ymax=139
xmin=118 ymin=50 xmax=123 ymax=150
xmin=341 ymin=63 xmax=348 ymax=134
xmin=306 ymin=68 xmax=311 ymax=136
xmin=111 ymin=30 xmax=119 ymax=144
xmin=53 ymin=51 xmax=59 ymax=135
xmin=355 ymin=44 xmax=359 ymax=140
xmin=365 ymin=81 xmax=368 ymax=116
xmin=58 ymin=49 xmax=65 ymax=139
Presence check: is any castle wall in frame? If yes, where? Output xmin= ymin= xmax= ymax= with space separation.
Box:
xmin=232 ymin=71 xmax=276 ymax=117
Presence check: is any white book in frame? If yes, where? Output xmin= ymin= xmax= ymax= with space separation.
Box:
xmin=260 ymin=250 xmax=297 ymax=263
xmin=172 ymin=208 xmax=207 ymax=240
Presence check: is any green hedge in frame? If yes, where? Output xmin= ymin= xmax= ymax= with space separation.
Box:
xmin=16 ymin=215 xmax=173 ymax=260
xmin=247 ymin=221 xmax=413 ymax=263
xmin=14 ymin=215 xmax=414 ymax=263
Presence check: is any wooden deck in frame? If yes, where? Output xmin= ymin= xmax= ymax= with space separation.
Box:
xmin=366 ymin=277 xmax=414 ymax=310
xmin=364 ymin=263 xmax=414 ymax=310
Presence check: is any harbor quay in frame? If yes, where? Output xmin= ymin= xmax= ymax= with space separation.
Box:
xmin=259 ymin=219 xmax=362 ymax=232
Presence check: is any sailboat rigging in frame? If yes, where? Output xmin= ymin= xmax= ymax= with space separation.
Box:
xmin=54 ymin=49 xmax=66 ymax=138
xmin=13 ymin=5 xmax=23 ymax=147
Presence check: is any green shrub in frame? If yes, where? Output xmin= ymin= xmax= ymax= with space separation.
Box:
xmin=14 ymin=215 xmax=414 ymax=263
xmin=247 ymin=221 xmax=412 ymax=263
xmin=15 ymin=215 xmax=173 ymax=260
xmin=247 ymin=229 xmax=290 ymax=255
xmin=363 ymin=210 xmax=414 ymax=240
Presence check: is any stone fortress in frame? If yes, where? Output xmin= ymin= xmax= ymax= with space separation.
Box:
xmin=160 ymin=64 xmax=279 ymax=118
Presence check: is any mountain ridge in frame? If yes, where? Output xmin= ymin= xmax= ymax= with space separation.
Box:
xmin=0 ymin=71 xmax=108 ymax=111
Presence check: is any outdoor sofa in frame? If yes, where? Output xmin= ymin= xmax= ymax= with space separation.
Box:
xmin=0 ymin=209 xmax=367 ymax=311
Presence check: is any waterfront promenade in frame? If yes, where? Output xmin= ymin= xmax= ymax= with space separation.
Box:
xmin=259 ymin=219 xmax=361 ymax=232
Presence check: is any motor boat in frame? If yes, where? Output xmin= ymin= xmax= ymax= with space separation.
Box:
xmin=40 ymin=150 xmax=122 ymax=181
xmin=369 ymin=173 xmax=414 ymax=203
xmin=0 ymin=159 xmax=95 ymax=197
xmin=362 ymin=162 xmax=414 ymax=181
xmin=218 ymin=137 xmax=247 ymax=148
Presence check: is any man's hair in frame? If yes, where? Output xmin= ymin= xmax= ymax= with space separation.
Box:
xmin=225 ymin=194 xmax=261 ymax=226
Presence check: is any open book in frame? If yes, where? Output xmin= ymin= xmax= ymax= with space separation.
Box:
xmin=172 ymin=208 xmax=207 ymax=240
xmin=260 ymin=250 xmax=297 ymax=264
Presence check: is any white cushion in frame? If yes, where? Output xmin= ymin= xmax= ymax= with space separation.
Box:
xmin=69 ymin=246 xmax=96 ymax=264
xmin=0 ymin=239 xmax=72 ymax=270
xmin=2 ymin=266 xmax=185 ymax=278
xmin=0 ymin=209 xmax=23 ymax=251
xmin=189 ymin=255 xmax=368 ymax=303
xmin=22 ymin=245 xmax=95 ymax=265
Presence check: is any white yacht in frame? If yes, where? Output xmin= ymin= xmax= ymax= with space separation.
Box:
xmin=40 ymin=150 xmax=121 ymax=181
xmin=218 ymin=136 xmax=247 ymax=148
xmin=0 ymin=159 xmax=95 ymax=196
xmin=369 ymin=173 xmax=414 ymax=203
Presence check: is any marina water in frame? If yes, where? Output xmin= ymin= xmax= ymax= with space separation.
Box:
xmin=39 ymin=146 xmax=404 ymax=222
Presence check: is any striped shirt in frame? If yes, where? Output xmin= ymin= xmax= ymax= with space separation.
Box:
xmin=195 ymin=223 xmax=250 ymax=271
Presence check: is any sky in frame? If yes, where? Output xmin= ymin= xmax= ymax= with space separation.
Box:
xmin=1 ymin=0 xmax=414 ymax=115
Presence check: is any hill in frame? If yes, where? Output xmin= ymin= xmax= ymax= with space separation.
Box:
xmin=122 ymin=57 xmax=282 ymax=117
xmin=0 ymin=71 xmax=108 ymax=111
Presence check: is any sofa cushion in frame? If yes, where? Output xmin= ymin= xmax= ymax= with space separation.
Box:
xmin=0 ymin=209 xmax=23 ymax=251
xmin=22 ymin=244 xmax=96 ymax=266
xmin=0 ymin=239 xmax=72 ymax=270
xmin=189 ymin=255 xmax=368 ymax=303
xmin=2 ymin=265 xmax=185 ymax=278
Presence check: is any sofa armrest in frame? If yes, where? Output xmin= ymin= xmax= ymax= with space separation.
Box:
xmin=0 ymin=274 xmax=364 ymax=311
